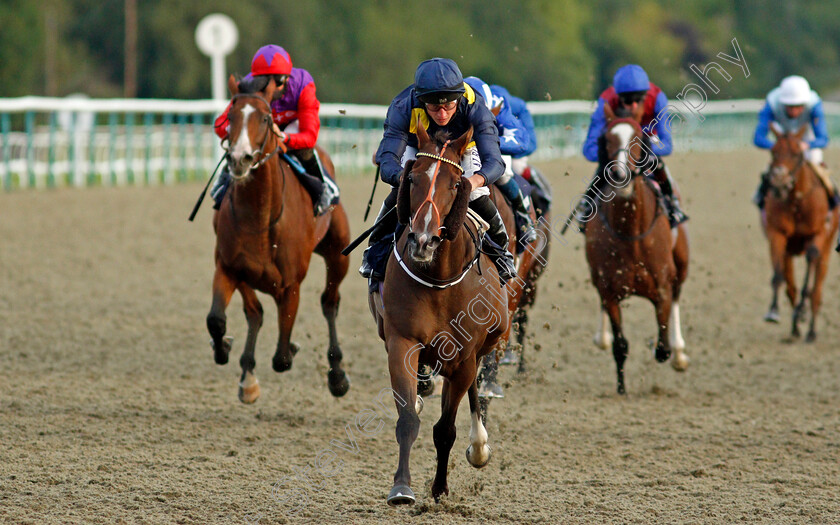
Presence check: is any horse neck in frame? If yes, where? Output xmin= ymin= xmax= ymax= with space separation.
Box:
xmin=792 ymin=158 xmax=816 ymax=196
xmin=231 ymin=160 xmax=284 ymax=226
xmin=604 ymin=176 xmax=656 ymax=236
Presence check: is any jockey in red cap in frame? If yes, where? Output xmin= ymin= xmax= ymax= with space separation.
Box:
xmin=211 ymin=45 xmax=338 ymax=216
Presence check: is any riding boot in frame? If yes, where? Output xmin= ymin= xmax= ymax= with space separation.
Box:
xmin=653 ymin=163 xmax=688 ymax=227
xmin=752 ymin=170 xmax=770 ymax=209
xmin=495 ymin=176 xmax=537 ymax=246
xmin=359 ymin=187 xmax=399 ymax=282
xmin=210 ymin=164 xmax=232 ymax=210
xmin=298 ymin=149 xmax=340 ymax=216
xmin=469 ymin=195 xmax=517 ymax=284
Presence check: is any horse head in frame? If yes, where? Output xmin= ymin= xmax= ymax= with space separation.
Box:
xmin=602 ymin=103 xmax=645 ymax=199
xmin=224 ymin=74 xmax=286 ymax=180
xmin=397 ymin=120 xmax=473 ymax=264
xmin=768 ymin=125 xmax=808 ymax=200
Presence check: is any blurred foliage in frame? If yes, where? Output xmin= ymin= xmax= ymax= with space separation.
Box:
xmin=3 ymin=0 xmax=839 ymax=102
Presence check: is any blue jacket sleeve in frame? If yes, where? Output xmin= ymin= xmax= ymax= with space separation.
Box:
xmin=753 ymin=103 xmax=775 ymax=149
xmin=647 ymin=91 xmax=672 ymax=157
xmin=469 ymin=103 xmax=505 ymax=185
xmin=810 ymin=102 xmax=829 ymax=149
xmin=375 ymin=96 xmax=412 ymax=187
xmin=496 ymin=102 xmax=531 ymax=158
xmin=582 ymin=98 xmax=606 ymax=162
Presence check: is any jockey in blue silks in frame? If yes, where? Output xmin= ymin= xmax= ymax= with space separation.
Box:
xmin=752 ymin=75 xmax=838 ymax=210
xmin=359 ymin=58 xmax=517 ymax=285
xmin=465 ymin=76 xmax=537 ymax=244
xmin=578 ymin=64 xmax=687 ymax=229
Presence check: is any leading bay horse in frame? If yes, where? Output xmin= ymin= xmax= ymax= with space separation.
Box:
xmin=371 ymin=123 xmax=510 ymax=505
xmin=207 ymin=75 xmax=351 ymax=403
xmin=762 ymin=126 xmax=839 ymax=341
xmin=585 ymin=104 xmax=689 ymax=394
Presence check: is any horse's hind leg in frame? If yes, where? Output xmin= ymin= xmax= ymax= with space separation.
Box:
xmin=237 ymin=284 xmax=263 ymax=404
xmin=432 ymin=361 xmax=473 ymax=501
xmin=792 ymin=247 xmax=817 ymax=338
xmin=765 ymin=232 xmax=787 ymax=323
xmin=465 ymin=377 xmax=491 ymax=468
xmin=804 ymin=244 xmax=828 ymax=342
xmin=272 ymin=284 xmax=301 ymax=373
xmin=315 ymin=210 xmax=351 ymax=397
xmin=604 ymin=300 xmax=628 ymax=395
xmin=207 ymin=267 xmax=237 ymax=365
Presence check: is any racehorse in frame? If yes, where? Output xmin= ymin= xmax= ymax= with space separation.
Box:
xmin=206 ymin=75 xmax=351 ymax=403
xmin=585 ymin=103 xmax=689 ymax=395
xmin=761 ymin=126 xmax=839 ymax=341
xmin=369 ymin=122 xmax=509 ymax=505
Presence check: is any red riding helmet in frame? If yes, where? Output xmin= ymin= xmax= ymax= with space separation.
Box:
xmin=250 ymin=45 xmax=293 ymax=77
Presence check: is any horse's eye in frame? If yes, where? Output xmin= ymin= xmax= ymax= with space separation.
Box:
xmin=453 ymin=181 xmax=460 ymax=190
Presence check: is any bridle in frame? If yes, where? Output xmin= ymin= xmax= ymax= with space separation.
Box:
xmin=410 ymin=139 xmax=464 ymax=236
xmin=224 ymin=93 xmax=286 ymax=175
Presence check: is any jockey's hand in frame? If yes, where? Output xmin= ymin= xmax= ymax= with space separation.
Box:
xmin=468 ymin=173 xmax=486 ymax=192
xmin=800 ymin=141 xmax=810 ymax=151
xmin=272 ymin=123 xmax=287 ymax=143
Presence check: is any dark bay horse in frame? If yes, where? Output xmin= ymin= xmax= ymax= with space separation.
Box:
xmin=207 ymin=75 xmax=351 ymax=403
xmin=371 ymin=123 xmax=509 ymax=505
xmin=762 ymin=126 xmax=839 ymax=341
xmin=585 ymin=104 xmax=689 ymax=394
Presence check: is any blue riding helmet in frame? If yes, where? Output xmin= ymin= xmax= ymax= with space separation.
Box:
xmin=414 ymin=58 xmax=466 ymax=104
xmin=613 ymin=64 xmax=650 ymax=94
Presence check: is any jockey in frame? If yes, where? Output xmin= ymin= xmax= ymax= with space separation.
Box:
xmin=464 ymin=75 xmax=537 ymax=245
xmin=753 ymin=75 xmax=838 ymax=209
xmin=579 ymin=64 xmax=687 ymax=229
xmin=210 ymin=44 xmax=339 ymax=216
xmin=360 ymin=58 xmax=517 ymax=284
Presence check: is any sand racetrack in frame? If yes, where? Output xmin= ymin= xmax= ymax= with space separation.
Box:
xmin=2 ymin=149 xmax=839 ymax=524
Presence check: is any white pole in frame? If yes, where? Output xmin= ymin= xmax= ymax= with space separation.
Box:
xmin=211 ymin=54 xmax=226 ymax=102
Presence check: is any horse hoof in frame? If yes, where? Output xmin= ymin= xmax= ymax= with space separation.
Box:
xmin=654 ymin=347 xmax=671 ymax=364
xmin=432 ymin=484 xmax=449 ymax=503
xmin=417 ymin=377 xmax=435 ymax=398
xmin=764 ymin=311 xmax=780 ymax=323
xmin=671 ymin=353 xmax=690 ymax=372
xmin=387 ymin=485 xmax=415 ymax=506
xmin=415 ymin=395 xmax=424 ymax=415
xmin=290 ymin=342 xmax=301 ymax=356
xmin=327 ymin=369 xmax=350 ymax=397
xmin=466 ymin=444 xmax=492 ymax=468
xmin=211 ymin=336 xmax=234 ymax=365
xmin=593 ymin=334 xmax=613 ymax=351
xmin=238 ymin=372 xmax=260 ymax=404
xmin=478 ymin=381 xmax=504 ymax=399
xmin=499 ymin=349 xmax=519 ymax=366
xmin=805 ymin=331 xmax=817 ymax=343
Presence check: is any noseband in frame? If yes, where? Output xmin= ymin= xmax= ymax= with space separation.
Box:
xmin=411 ymin=140 xmax=465 ymax=236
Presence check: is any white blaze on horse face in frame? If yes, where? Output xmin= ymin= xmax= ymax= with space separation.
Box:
xmin=611 ymin=123 xmax=635 ymax=171
xmin=418 ymin=164 xmax=437 ymax=234
xmin=231 ymin=104 xmax=257 ymax=161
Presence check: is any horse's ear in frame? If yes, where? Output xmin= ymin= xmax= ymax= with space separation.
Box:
xmin=794 ymin=125 xmax=808 ymax=141
xmin=491 ymin=103 xmax=502 ymax=117
xmin=415 ymin=116 xmax=430 ymax=147
xmin=228 ymin=74 xmax=239 ymax=96
xmin=451 ymin=126 xmax=474 ymax=158
xmin=603 ymin=103 xmax=616 ymax=123
xmin=441 ymin=176 xmax=471 ymax=240
xmin=396 ymin=160 xmax=415 ymax=225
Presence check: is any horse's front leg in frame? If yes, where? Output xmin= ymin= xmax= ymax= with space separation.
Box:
xmin=272 ymin=283 xmax=301 ymax=373
xmin=320 ymin=257 xmax=350 ymax=397
xmin=237 ymin=284 xmax=263 ymax=404
xmin=386 ymin=337 xmax=421 ymax=506
xmin=432 ymin=360 xmax=474 ymax=502
xmin=653 ymin=288 xmax=673 ymax=364
xmin=604 ymin=299 xmax=628 ymax=395
xmin=792 ymin=245 xmax=818 ymax=338
xmin=207 ymin=266 xmax=237 ymax=365
xmin=764 ymin=231 xmax=787 ymax=323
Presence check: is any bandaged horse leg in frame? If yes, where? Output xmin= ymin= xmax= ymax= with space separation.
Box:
xmin=465 ymin=378 xmax=492 ymax=468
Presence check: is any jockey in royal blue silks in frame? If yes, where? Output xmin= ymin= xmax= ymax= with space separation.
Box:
xmin=464 ymin=76 xmax=537 ymax=245
xmin=359 ymin=58 xmax=518 ymax=285
xmin=752 ymin=75 xmax=838 ymax=210
xmin=578 ymin=64 xmax=687 ymax=229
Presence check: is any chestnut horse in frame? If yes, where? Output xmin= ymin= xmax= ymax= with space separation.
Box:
xmin=370 ymin=123 xmax=510 ymax=505
xmin=585 ymin=104 xmax=689 ymax=394
xmin=207 ymin=76 xmax=351 ymax=403
xmin=762 ymin=126 xmax=839 ymax=341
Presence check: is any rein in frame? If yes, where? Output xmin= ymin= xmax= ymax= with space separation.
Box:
xmin=394 ymin=222 xmax=482 ymax=289
xmin=410 ymin=141 xmax=464 ymax=236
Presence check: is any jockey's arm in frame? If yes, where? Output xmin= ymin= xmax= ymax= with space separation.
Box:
xmin=648 ymin=91 xmax=672 ymax=157
xmin=470 ymin=103 xmax=505 ymax=186
xmin=376 ymin=98 xmax=412 ymax=187
xmin=809 ymin=101 xmax=829 ymax=149
xmin=214 ymin=102 xmax=234 ymax=140
xmin=582 ymin=98 xmax=607 ymax=162
xmin=283 ymin=83 xmax=320 ymax=151
xmin=753 ymin=103 xmax=775 ymax=149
